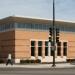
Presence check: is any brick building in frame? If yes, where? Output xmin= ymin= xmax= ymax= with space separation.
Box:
xmin=0 ymin=16 xmax=75 ymax=63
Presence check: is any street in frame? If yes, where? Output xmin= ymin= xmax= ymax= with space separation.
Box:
xmin=0 ymin=68 xmax=75 ymax=75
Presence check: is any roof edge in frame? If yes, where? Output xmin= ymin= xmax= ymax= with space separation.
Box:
xmin=0 ymin=15 xmax=75 ymax=23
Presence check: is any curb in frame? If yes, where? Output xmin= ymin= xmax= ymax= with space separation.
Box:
xmin=0 ymin=63 xmax=75 ymax=69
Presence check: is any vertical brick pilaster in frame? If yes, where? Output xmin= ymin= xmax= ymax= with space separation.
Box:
xmin=61 ymin=42 xmax=63 ymax=58
xmin=35 ymin=41 xmax=38 ymax=59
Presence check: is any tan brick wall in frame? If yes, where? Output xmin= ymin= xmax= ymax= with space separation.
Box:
xmin=15 ymin=29 xmax=48 ymax=59
xmin=15 ymin=29 xmax=75 ymax=60
xmin=0 ymin=30 xmax=15 ymax=61
xmin=0 ymin=28 xmax=75 ymax=61
xmin=60 ymin=32 xmax=75 ymax=59
xmin=35 ymin=41 xmax=38 ymax=59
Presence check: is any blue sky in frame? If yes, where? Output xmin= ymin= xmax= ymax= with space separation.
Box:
xmin=0 ymin=0 xmax=75 ymax=21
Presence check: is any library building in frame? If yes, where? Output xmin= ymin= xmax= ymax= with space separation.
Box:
xmin=0 ymin=16 xmax=75 ymax=63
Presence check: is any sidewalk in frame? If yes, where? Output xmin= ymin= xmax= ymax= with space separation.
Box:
xmin=0 ymin=63 xmax=75 ymax=68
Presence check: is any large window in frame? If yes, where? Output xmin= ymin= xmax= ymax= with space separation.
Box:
xmin=45 ymin=41 xmax=48 ymax=56
xmin=57 ymin=42 xmax=61 ymax=56
xmin=45 ymin=47 xmax=48 ymax=56
xmin=63 ymin=42 xmax=67 ymax=56
xmin=38 ymin=41 xmax=42 ymax=56
xmin=31 ymin=47 xmax=35 ymax=56
xmin=38 ymin=47 xmax=42 ymax=56
xmin=31 ymin=41 xmax=35 ymax=56
xmin=50 ymin=42 xmax=54 ymax=56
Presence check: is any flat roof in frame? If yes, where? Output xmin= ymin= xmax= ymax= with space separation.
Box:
xmin=0 ymin=16 xmax=75 ymax=27
xmin=14 ymin=15 xmax=75 ymax=23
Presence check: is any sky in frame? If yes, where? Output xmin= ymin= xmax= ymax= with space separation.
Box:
xmin=0 ymin=0 xmax=75 ymax=21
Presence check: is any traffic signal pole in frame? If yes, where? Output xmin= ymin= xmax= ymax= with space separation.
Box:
xmin=49 ymin=0 xmax=59 ymax=67
xmin=52 ymin=0 xmax=56 ymax=67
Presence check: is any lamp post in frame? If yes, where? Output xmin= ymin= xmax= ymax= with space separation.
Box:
xmin=52 ymin=0 xmax=56 ymax=67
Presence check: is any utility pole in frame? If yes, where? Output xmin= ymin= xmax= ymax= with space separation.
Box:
xmin=52 ymin=0 xmax=56 ymax=67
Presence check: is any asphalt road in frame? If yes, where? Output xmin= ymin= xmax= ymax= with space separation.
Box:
xmin=0 ymin=68 xmax=75 ymax=75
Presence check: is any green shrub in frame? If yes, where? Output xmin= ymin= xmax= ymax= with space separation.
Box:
xmin=25 ymin=60 xmax=30 ymax=63
xmin=30 ymin=60 xmax=35 ymax=63
xmin=20 ymin=59 xmax=32 ymax=64
xmin=35 ymin=59 xmax=41 ymax=63
xmin=20 ymin=59 xmax=41 ymax=64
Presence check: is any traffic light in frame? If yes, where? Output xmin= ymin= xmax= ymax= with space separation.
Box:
xmin=56 ymin=28 xmax=59 ymax=36
xmin=56 ymin=37 xmax=59 ymax=43
xmin=49 ymin=37 xmax=52 ymax=42
xmin=56 ymin=28 xmax=59 ymax=43
xmin=49 ymin=28 xmax=53 ymax=36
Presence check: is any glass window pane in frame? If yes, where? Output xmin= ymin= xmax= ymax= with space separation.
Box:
xmin=31 ymin=47 xmax=35 ymax=56
xmin=38 ymin=47 xmax=42 ymax=56
xmin=38 ymin=41 xmax=42 ymax=46
xmin=45 ymin=41 xmax=48 ymax=46
xmin=31 ymin=41 xmax=35 ymax=46
xmin=57 ymin=42 xmax=61 ymax=56
xmin=45 ymin=47 xmax=48 ymax=56
xmin=63 ymin=42 xmax=67 ymax=56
